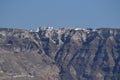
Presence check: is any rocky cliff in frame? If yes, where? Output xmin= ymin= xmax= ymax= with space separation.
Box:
xmin=0 ymin=27 xmax=120 ymax=80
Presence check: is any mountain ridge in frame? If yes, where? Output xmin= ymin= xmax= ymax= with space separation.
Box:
xmin=0 ymin=27 xmax=120 ymax=80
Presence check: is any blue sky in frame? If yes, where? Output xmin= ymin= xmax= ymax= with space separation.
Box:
xmin=0 ymin=0 xmax=120 ymax=29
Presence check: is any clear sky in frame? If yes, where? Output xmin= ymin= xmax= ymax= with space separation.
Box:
xmin=0 ymin=0 xmax=120 ymax=29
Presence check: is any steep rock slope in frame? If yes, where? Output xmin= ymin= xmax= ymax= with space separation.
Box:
xmin=0 ymin=28 xmax=120 ymax=80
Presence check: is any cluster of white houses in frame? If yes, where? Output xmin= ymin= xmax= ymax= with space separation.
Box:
xmin=30 ymin=27 xmax=97 ymax=33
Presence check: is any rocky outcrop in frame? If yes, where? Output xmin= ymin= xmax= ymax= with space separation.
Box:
xmin=0 ymin=27 xmax=120 ymax=80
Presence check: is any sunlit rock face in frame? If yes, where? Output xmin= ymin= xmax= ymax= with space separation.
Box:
xmin=0 ymin=27 xmax=120 ymax=80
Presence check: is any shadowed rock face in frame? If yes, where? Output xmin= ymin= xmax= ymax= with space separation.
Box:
xmin=0 ymin=28 xmax=120 ymax=80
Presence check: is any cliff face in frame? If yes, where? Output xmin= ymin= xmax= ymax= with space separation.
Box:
xmin=0 ymin=28 xmax=120 ymax=80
